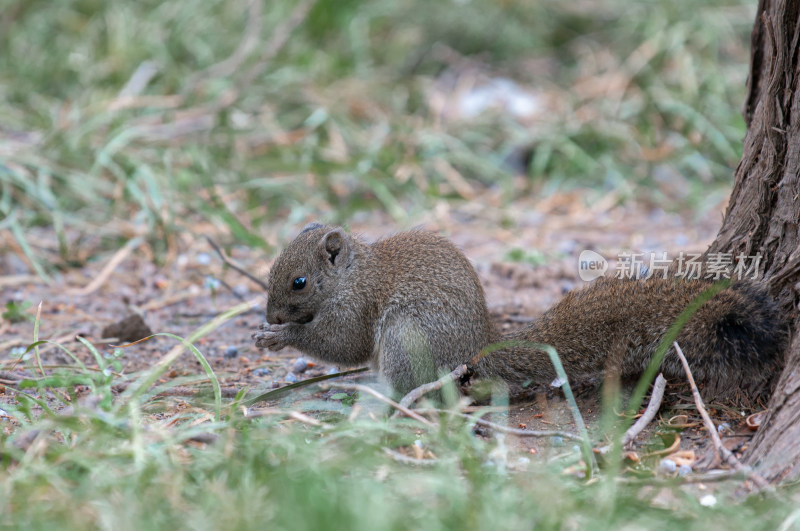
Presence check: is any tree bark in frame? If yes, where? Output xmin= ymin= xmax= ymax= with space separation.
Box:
xmin=707 ymin=0 xmax=800 ymax=484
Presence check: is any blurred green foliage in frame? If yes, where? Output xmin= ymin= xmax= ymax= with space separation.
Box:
xmin=1 ymin=334 xmax=796 ymax=529
xmin=0 ymin=0 xmax=753 ymax=264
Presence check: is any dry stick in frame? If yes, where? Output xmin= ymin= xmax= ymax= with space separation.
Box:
xmin=622 ymin=373 xmax=667 ymax=447
xmin=397 ymin=364 xmax=469 ymax=410
xmin=325 ymin=382 xmax=436 ymax=427
xmin=126 ymin=385 xmax=241 ymax=399
xmin=205 ymin=236 xmax=268 ymax=291
xmin=617 ymin=468 xmax=747 ymax=485
xmin=246 ymin=407 xmax=332 ymax=429
xmin=382 ymin=447 xmax=438 ymax=466
xmin=0 ymin=274 xmax=40 ymax=288
xmin=71 ymin=237 xmax=143 ymax=296
xmin=672 ymin=341 xmax=772 ymax=491
xmin=414 ymin=408 xmax=583 ymax=441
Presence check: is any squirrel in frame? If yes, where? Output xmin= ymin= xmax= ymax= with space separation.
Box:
xmin=253 ymin=223 xmax=789 ymax=400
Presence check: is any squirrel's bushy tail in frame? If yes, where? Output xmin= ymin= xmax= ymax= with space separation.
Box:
xmin=657 ymin=280 xmax=789 ymax=399
xmin=475 ymin=277 xmax=789 ymax=401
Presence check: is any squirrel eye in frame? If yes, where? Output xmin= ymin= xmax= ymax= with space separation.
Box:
xmin=292 ymin=277 xmax=307 ymax=291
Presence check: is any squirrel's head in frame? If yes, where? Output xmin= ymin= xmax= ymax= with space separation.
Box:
xmin=265 ymin=223 xmax=355 ymax=325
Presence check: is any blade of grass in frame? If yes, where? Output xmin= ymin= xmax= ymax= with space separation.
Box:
xmin=76 ymin=336 xmax=107 ymax=371
xmin=472 ymin=340 xmax=596 ymax=477
xmin=32 ymin=302 xmax=44 ymax=376
xmin=623 ymin=279 xmax=731 ymax=421
xmin=599 ymin=278 xmax=733 ymax=505
xmin=22 ymin=340 xmax=89 ymax=373
xmin=113 ymin=299 xmax=255 ymax=421
xmin=243 ymin=367 xmax=370 ymax=407
xmin=9 ymin=221 xmax=51 ymax=284
xmin=114 ymin=332 xmax=222 ymax=422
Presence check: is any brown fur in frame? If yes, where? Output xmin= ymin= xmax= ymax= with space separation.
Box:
xmin=253 ymin=226 xmax=788 ymax=399
xmin=478 ymin=276 xmax=788 ymax=399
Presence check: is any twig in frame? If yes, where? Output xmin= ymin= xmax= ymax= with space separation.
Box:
xmin=616 ymin=468 xmax=747 ymax=485
xmin=205 ymin=236 xmax=268 ymax=291
xmin=325 ymin=382 xmax=435 ymax=427
xmin=214 ymin=276 xmax=250 ymax=302
xmin=70 ymin=238 xmax=143 ymax=296
xmin=0 ymin=274 xmax=41 ymax=288
xmin=415 ymin=408 xmax=583 ymax=441
xmin=382 ymin=447 xmax=438 ymax=466
xmin=287 ymin=410 xmax=329 ymax=428
xmin=622 ymin=373 xmax=667 ymax=447
xmin=672 ymin=341 xmax=771 ymax=491
xmin=246 ymin=407 xmax=331 ymax=429
xmin=132 ymin=386 xmax=241 ymax=399
xmin=397 ymin=364 xmax=469 ymax=410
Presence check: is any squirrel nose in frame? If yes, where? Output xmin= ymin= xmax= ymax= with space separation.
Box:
xmin=265 ymin=304 xmax=281 ymax=325
xmin=266 ymin=304 xmax=286 ymax=325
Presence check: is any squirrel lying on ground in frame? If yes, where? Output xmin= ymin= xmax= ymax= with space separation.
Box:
xmin=253 ymin=224 xmax=788 ymax=399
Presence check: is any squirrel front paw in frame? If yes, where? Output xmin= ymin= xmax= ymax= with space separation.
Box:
xmin=252 ymin=322 xmax=290 ymax=351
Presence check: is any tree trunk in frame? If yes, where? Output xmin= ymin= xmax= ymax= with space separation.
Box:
xmin=706 ymin=0 xmax=800 ymax=484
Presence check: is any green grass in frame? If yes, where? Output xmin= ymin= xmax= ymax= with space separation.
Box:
xmin=2 ymin=0 xmax=754 ymax=266
xmin=2 ymin=335 xmax=797 ymax=530
xmin=3 ymin=0 xmax=796 ymax=527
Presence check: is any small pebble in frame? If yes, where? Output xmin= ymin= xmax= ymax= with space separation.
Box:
xmin=204 ymin=276 xmax=221 ymax=290
xmin=285 ymin=373 xmax=299 ymax=383
xmin=196 ymin=253 xmax=211 ymax=266
xmin=551 ymin=436 xmax=564 ymax=447
xmin=678 ymin=464 xmax=693 ymax=477
xmin=224 ymin=346 xmax=239 ymax=359
xmin=659 ymin=458 xmax=677 ymax=474
xmin=252 ymin=368 xmax=271 ymax=377
xmin=292 ymin=358 xmax=309 ymax=373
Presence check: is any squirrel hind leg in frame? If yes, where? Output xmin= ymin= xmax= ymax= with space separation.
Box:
xmin=375 ymin=314 xmax=439 ymax=397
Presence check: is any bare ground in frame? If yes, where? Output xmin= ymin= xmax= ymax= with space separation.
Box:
xmin=1 ymin=190 xmax=760 ymax=473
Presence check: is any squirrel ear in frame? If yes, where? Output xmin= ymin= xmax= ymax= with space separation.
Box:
xmin=319 ymin=229 xmax=349 ymax=267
